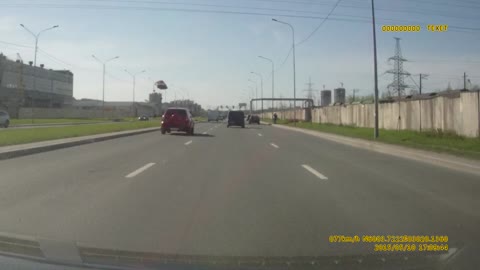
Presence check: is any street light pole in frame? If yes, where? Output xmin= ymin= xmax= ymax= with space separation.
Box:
xmin=92 ymin=55 xmax=119 ymax=118
xmin=125 ymin=69 xmax=146 ymax=117
xmin=258 ymin=56 xmax=275 ymax=116
xmin=371 ymin=0 xmax=379 ymax=139
xmin=248 ymin=79 xmax=258 ymax=112
xmin=251 ymin=72 xmax=264 ymax=115
xmin=20 ymin=24 xmax=59 ymax=67
xmin=272 ymin=18 xmax=296 ymax=125
xmin=20 ymin=24 xmax=59 ymax=123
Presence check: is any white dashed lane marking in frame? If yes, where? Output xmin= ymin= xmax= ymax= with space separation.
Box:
xmin=185 ymin=140 xmax=193 ymax=145
xmin=125 ymin=163 xmax=156 ymax=178
xmin=301 ymin=164 xmax=328 ymax=180
xmin=270 ymin=143 xmax=279 ymax=148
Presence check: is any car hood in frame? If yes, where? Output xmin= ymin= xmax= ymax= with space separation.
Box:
xmin=0 ymin=233 xmax=474 ymax=270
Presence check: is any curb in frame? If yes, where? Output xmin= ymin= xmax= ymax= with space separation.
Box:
xmin=271 ymin=124 xmax=480 ymax=177
xmin=0 ymin=127 xmax=160 ymax=160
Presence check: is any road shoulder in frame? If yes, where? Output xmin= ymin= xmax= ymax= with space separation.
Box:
xmin=269 ymin=123 xmax=480 ymax=177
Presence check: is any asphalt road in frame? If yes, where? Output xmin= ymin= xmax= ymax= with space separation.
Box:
xmin=0 ymin=122 xmax=479 ymax=267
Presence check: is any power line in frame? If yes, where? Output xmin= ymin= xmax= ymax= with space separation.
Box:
xmin=410 ymin=59 xmax=480 ymax=64
xmin=1 ymin=2 xmax=479 ymax=31
xmin=408 ymin=75 xmax=419 ymax=89
xmin=2 ymin=1 xmax=480 ymax=23
xmin=37 ymin=48 xmax=77 ymax=68
xmin=57 ymin=0 xmax=333 ymax=16
xmin=105 ymin=71 xmax=130 ymax=82
xmin=296 ymin=0 xmax=342 ymax=46
xmin=275 ymin=0 xmax=342 ymax=72
xmin=0 ymin=40 xmax=33 ymax=48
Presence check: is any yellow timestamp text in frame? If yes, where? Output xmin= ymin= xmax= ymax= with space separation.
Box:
xmin=427 ymin=24 xmax=448 ymax=32
xmin=374 ymin=244 xmax=448 ymax=252
xmin=382 ymin=25 xmax=421 ymax=32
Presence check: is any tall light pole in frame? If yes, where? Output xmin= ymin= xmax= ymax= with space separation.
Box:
xmin=125 ymin=69 xmax=146 ymax=117
xmin=258 ymin=56 xmax=274 ymax=116
xmin=251 ymin=72 xmax=264 ymax=115
xmin=273 ymin=18 xmax=296 ymax=124
xmin=20 ymin=24 xmax=59 ymax=67
xmin=248 ymin=79 xmax=258 ymax=112
xmin=371 ymin=0 xmax=379 ymax=138
xmin=20 ymin=24 xmax=59 ymax=119
xmin=92 ymin=55 xmax=119 ymax=118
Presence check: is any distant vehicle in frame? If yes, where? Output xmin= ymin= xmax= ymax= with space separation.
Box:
xmin=249 ymin=115 xmax=260 ymax=124
xmin=0 ymin=110 xmax=10 ymax=128
xmin=161 ymin=107 xmax=195 ymax=135
xmin=218 ymin=111 xmax=227 ymax=120
xmin=227 ymin=110 xmax=245 ymax=128
xmin=138 ymin=115 xmax=149 ymax=121
xmin=207 ymin=110 xmax=220 ymax=122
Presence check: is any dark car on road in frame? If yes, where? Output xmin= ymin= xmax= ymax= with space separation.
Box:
xmin=248 ymin=115 xmax=260 ymax=124
xmin=161 ymin=108 xmax=195 ymax=135
xmin=138 ymin=115 xmax=149 ymax=121
xmin=227 ymin=110 xmax=245 ymax=128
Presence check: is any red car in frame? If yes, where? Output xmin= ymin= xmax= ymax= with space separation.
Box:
xmin=161 ymin=107 xmax=195 ymax=135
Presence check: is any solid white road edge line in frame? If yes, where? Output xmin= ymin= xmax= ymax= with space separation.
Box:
xmin=301 ymin=164 xmax=328 ymax=180
xmin=270 ymin=143 xmax=279 ymax=148
xmin=126 ymin=163 xmax=156 ymax=178
xmin=185 ymin=140 xmax=193 ymax=145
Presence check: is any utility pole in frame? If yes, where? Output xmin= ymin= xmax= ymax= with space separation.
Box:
xmin=419 ymin=73 xmax=428 ymax=94
xmin=464 ymin=72 xmax=467 ymax=90
xmin=272 ymin=18 xmax=296 ymax=125
xmin=371 ymin=0 xmax=379 ymax=138
xmin=352 ymin=89 xmax=359 ymax=102
xmin=125 ymin=69 xmax=146 ymax=117
xmin=92 ymin=55 xmax=119 ymax=118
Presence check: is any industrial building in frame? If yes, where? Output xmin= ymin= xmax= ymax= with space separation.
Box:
xmin=72 ymin=92 xmax=163 ymax=117
xmin=333 ymin=88 xmax=346 ymax=104
xmin=0 ymin=53 xmax=73 ymax=117
xmin=320 ymin=90 xmax=332 ymax=106
xmin=72 ymin=99 xmax=160 ymax=117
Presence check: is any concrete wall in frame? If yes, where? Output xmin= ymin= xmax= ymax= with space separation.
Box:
xmin=261 ymin=91 xmax=480 ymax=138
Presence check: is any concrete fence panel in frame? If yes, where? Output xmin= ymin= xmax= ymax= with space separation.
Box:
xmin=460 ymin=91 xmax=480 ymax=137
xmin=267 ymin=91 xmax=479 ymax=138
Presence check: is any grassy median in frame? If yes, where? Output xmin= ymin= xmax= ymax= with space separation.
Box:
xmin=10 ymin=118 xmax=113 ymax=125
xmin=0 ymin=121 xmax=159 ymax=146
xmin=263 ymin=119 xmax=480 ymax=160
xmin=193 ymin=116 xmax=207 ymax=122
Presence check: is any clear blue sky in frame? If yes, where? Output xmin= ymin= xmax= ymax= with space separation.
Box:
xmin=1 ymin=0 xmax=479 ymax=109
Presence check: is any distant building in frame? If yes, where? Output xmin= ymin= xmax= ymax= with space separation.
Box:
xmin=333 ymin=88 xmax=346 ymax=104
xmin=73 ymin=99 xmax=159 ymax=117
xmin=0 ymin=53 xmax=73 ymax=116
xmin=320 ymin=90 xmax=332 ymax=106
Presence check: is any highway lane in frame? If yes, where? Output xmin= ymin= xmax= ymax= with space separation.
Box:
xmin=0 ymin=121 xmax=479 ymax=266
